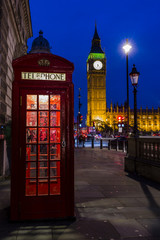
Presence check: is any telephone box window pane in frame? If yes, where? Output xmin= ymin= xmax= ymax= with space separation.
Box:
xmin=25 ymin=179 xmax=36 ymax=196
xmin=26 ymin=162 xmax=36 ymax=178
xmin=38 ymin=145 xmax=48 ymax=161
xmin=50 ymin=179 xmax=60 ymax=195
xmin=38 ymin=111 xmax=49 ymax=126
xmin=27 ymin=95 xmax=37 ymax=110
xmin=38 ymin=162 xmax=48 ymax=178
xmin=26 ymin=111 xmax=37 ymax=126
xmin=39 ymin=128 xmax=49 ymax=143
xmin=26 ymin=128 xmax=37 ymax=143
xmin=50 ymin=144 xmax=60 ymax=160
xmin=50 ymin=112 xmax=60 ymax=127
xmin=50 ymin=95 xmax=60 ymax=110
xmin=38 ymin=179 xmax=48 ymax=196
xmin=39 ymin=95 xmax=49 ymax=110
xmin=50 ymin=162 xmax=57 ymax=177
xmin=26 ymin=145 xmax=36 ymax=161
xmin=50 ymin=128 xmax=60 ymax=143
xmin=52 ymin=161 xmax=60 ymax=177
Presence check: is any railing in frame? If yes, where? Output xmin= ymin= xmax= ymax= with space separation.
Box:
xmin=125 ymin=137 xmax=160 ymax=183
xmin=108 ymin=139 xmax=127 ymax=152
xmin=139 ymin=138 xmax=160 ymax=164
xmin=75 ymin=138 xmax=127 ymax=152
xmin=75 ymin=138 xmax=108 ymax=148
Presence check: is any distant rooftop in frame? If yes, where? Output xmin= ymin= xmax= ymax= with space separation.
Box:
xmin=29 ymin=30 xmax=51 ymax=54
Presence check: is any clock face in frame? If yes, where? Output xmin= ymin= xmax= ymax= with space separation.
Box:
xmin=93 ymin=60 xmax=103 ymax=70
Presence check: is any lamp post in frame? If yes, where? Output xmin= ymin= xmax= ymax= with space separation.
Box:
xmin=129 ymin=64 xmax=140 ymax=138
xmin=123 ymin=39 xmax=132 ymax=136
xmin=77 ymin=88 xmax=82 ymax=147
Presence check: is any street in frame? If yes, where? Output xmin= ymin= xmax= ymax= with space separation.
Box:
xmin=0 ymin=148 xmax=160 ymax=239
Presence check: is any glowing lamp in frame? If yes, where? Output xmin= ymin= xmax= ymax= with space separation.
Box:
xmin=129 ymin=64 xmax=140 ymax=86
xmin=123 ymin=39 xmax=132 ymax=54
xmin=130 ymin=64 xmax=140 ymax=138
xmin=117 ymin=116 xmax=122 ymax=122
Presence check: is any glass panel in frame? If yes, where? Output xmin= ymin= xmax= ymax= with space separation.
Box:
xmin=26 ymin=162 xmax=36 ymax=178
xmin=50 ymin=179 xmax=60 ymax=195
xmin=38 ymin=111 xmax=49 ymax=126
xmin=38 ymin=179 xmax=48 ymax=196
xmin=50 ymin=112 xmax=60 ymax=127
xmin=26 ymin=128 xmax=37 ymax=143
xmin=50 ymin=144 xmax=60 ymax=160
xmin=26 ymin=94 xmax=62 ymax=197
xmin=38 ymin=144 xmax=48 ymax=161
xmin=50 ymin=128 xmax=60 ymax=143
xmin=38 ymin=128 xmax=49 ymax=143
xmin=27 ymin=95 xmax=37 ymax=110
xmin=50 ymin=95 xmax=60 ymax=110
xmin=38 ymin=162 xmax=48 ymax=178
xmin=25 ymin=179 xmax=36 ymax=196
xmin=26 ymin=111 xmax=37 ymax=126
xmin=39 ymin=95 xmax=49 ymax=110
xmin=26 ymin=145 xmax=36 ymax=161
xmin=57 ymin=161 xmax=60 ymax=176
xmin=50 ymin=162 xmax=57 ymax=177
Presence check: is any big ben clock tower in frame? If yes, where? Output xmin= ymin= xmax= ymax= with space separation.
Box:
xmin=87 ymin=24 xmax=106 ymax=127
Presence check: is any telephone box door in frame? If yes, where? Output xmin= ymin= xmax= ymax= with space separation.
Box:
xmin=18 ymin=89 xmax=70 ymax=220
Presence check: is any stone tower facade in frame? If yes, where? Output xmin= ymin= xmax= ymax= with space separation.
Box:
xmin=87 ymin=25 xmax=106 ymax=126
xmin=86 ymin=25 xmax=160 ymax=134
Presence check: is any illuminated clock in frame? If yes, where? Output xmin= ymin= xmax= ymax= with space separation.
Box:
xmin=93 ymin=60 xmax=103 ymax=70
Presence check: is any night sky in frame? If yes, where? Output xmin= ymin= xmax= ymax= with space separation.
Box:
xmin=28 ymin=0 xmax=160 ymax=121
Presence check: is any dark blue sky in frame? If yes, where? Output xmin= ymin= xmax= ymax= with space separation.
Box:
xmin=28 ymin=0 xmax=160 ymax=120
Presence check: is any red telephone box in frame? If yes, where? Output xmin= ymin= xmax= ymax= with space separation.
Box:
xmin=11 ymin=53 xmax=74 ymax=220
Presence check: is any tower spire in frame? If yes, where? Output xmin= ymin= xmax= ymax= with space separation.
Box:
xmin=93 ymin=22 xmax=100 ymax=40
xmin=90 ymin=24 xmax=104 ymax=53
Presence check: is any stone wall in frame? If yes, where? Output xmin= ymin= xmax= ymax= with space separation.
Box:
xmin=0 ymin=0 xmax=32 ymax=176
xmin=125 ymin=137 xmax=160 ymax=183
xmin=0 ymin=0 xmax=32 ymax=125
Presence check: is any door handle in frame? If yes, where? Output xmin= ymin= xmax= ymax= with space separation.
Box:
xmin=62 ymin=140 xmax=66 ymax=148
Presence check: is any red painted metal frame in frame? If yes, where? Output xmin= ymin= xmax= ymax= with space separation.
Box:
xmin=11 ymin=53 xmax=74 ymax=221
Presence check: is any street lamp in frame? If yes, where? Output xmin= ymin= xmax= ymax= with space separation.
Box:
xmin=129 ymin=64 xmax=140 ymax=137
xmin=77 ymin=88 xmax=82 ymax=147
xmin=123 ymin=39 xmax=132 ymax=136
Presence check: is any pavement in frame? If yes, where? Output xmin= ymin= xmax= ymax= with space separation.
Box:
xmin=1 ymin=148 xmax=160 ymax=239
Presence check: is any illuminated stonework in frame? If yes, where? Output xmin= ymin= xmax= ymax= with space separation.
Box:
xmin=87 ymin=26 xmax=160 ymax=133
xmin=87 ymin=25 xmax=107 ymax=126
xmin=106 ymin=104 xmax=160 ymax=133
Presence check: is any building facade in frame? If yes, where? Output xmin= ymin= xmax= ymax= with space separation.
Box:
xmin=87 ymin=26 xmax=160 ymax=133
xmin=106 ymin=103 xmax=160 ymax=134
xmin=86 ymin=25 xmax=107 ymax=126
xmin=0 ymin=0 xmax=32 ymax=125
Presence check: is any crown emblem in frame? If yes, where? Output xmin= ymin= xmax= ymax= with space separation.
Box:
xmin=38 ymin=59 xmax=50 ymax=66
